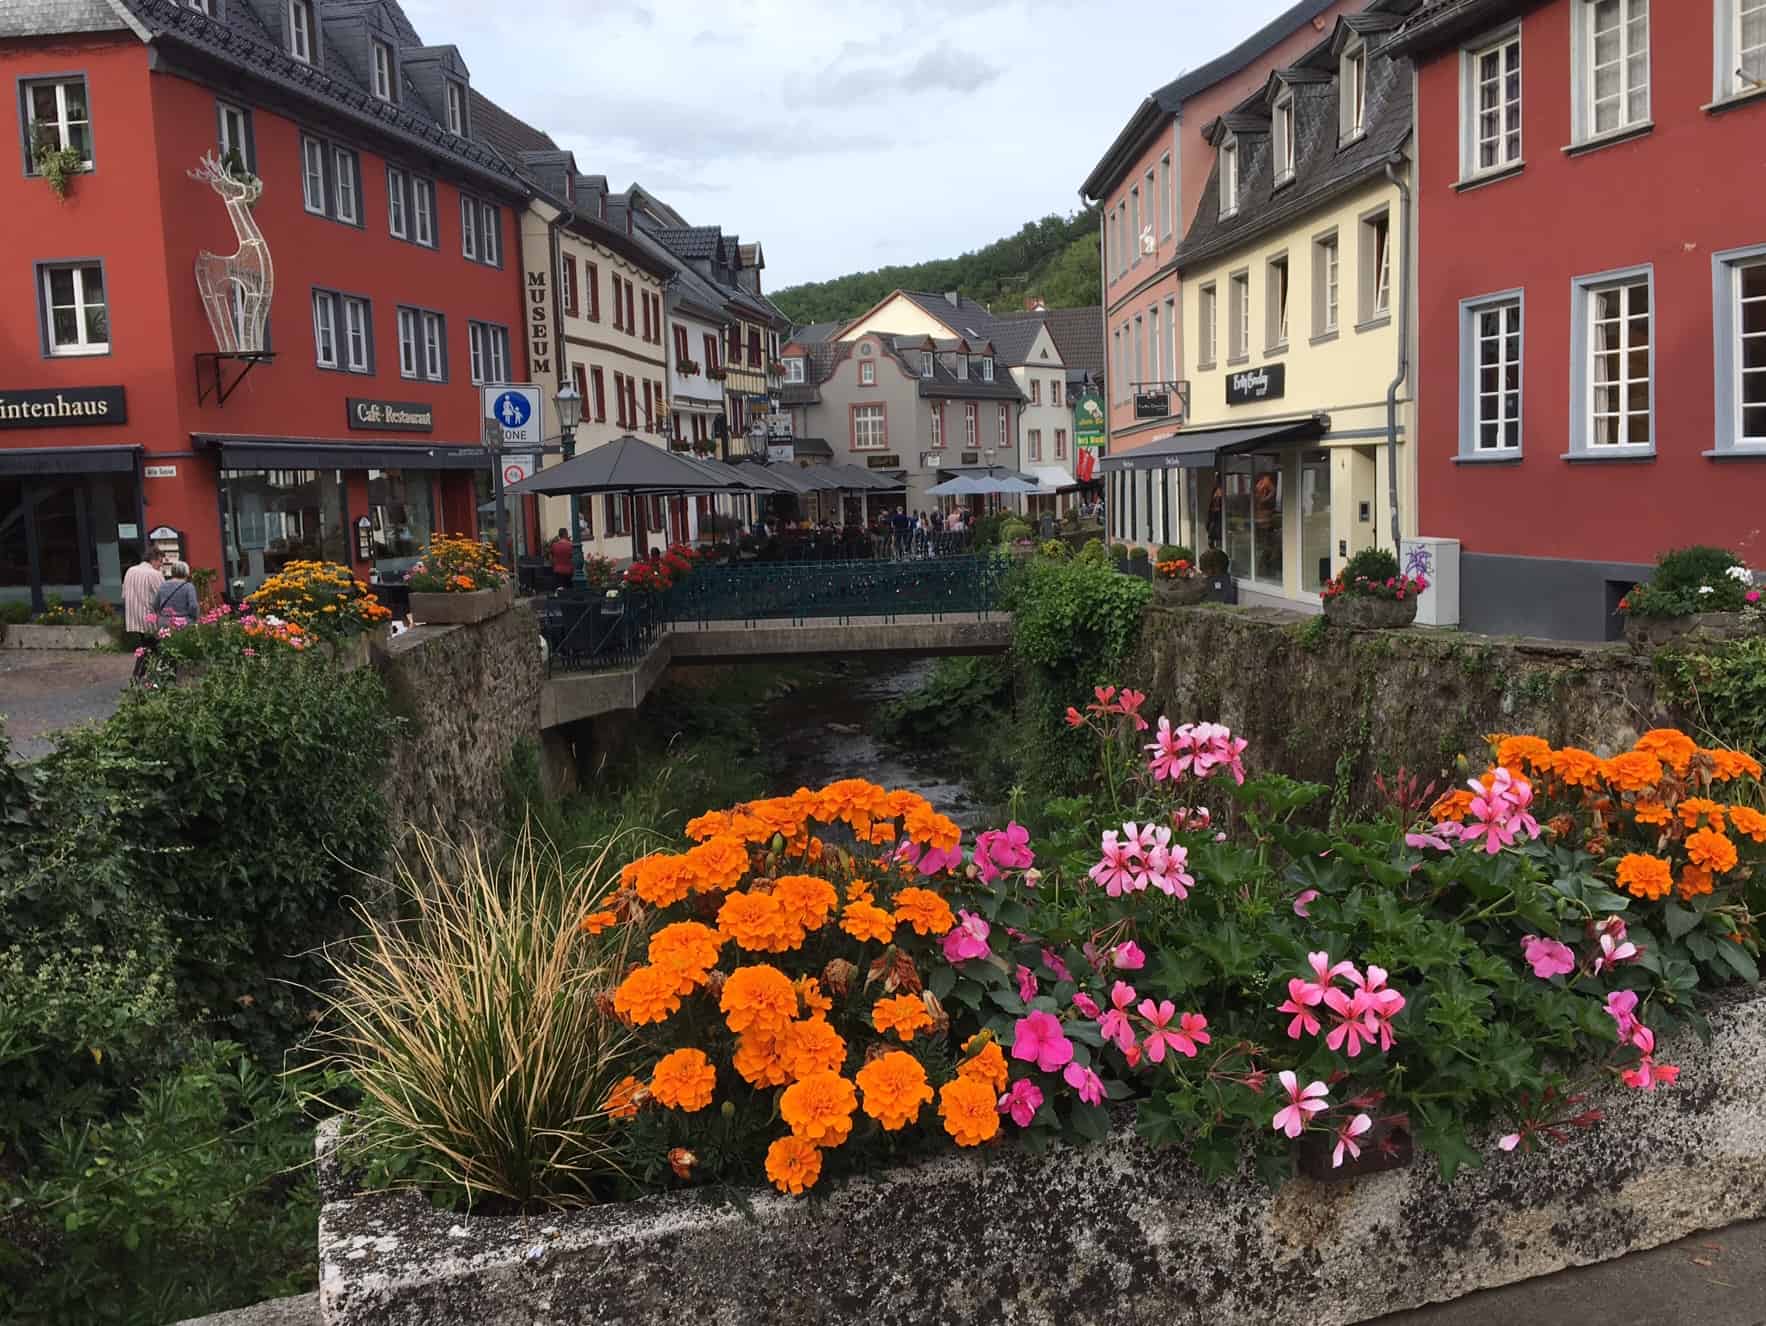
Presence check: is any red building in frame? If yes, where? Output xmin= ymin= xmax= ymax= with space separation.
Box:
xmin=1 ymin=0 xmax=531 ymax=610
xmin=1389 ymin=0 xmax=1766 ymax=639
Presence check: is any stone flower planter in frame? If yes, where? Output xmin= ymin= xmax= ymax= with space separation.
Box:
xmin=2 ymin=623 xmax=119 ymax=650
xmin=409 ymin=581 xmax=514 ymax=626
xmin=1624 ymin=610 xmax=1758 ymax=652
xmin=1155 ymin=577 xmax=1210 ymax=607
xmin=1323 ymin=594 xmax=1418 ymax=630
xmin=318 ymin=990 xmax=1766 ymax=1326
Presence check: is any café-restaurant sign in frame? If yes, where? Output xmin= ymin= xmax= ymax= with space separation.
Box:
xmin=0 ymin=385 xmax=127 ymax=428
xmin=347 ymin=398 xmax=434 ymax=432
xmin=1227 ymin=364 xmax=1285 ymax=407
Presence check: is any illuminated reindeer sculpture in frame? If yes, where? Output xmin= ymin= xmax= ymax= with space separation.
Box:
xmin=189 ymin=151 xmax=273 ymax=354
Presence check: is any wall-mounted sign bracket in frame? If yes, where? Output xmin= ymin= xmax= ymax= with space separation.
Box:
xmin=195 ymin=351 xmax=275 ymax=407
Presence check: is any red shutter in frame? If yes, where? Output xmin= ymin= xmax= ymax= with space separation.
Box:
xmin=675 ymin=324 xmax=689 ymax=363
xmin=591 ymin=367 xmax=606 ymax=421
xmin=587 ymin=264 xmax=600 ymax=321
xmin=642 ymin=379 xmax=653 ymax=431
xmin=572 ymin=363 xmax=588 ymax=406
xmin=625 ymin=283 xmax=636 ymax=335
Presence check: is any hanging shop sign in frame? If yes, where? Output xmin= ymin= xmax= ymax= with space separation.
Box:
xmin=348 ymin=398 xmax=434 ymax=432
xmin=0 ymin=385 xmax=128 ymax=428
xmin=1134 ymin=391 xmax=1170 ymax=420
xmin=1226 ymin=364 xmax=1286 ymax=406
xmin=866 ymin=454 xmax=900 ymax=469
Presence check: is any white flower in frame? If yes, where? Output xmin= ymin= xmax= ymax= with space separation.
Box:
xmin=1699 ymin=585 xmax=1714 ymax=595
xmin=1727 ymin=565 xmax=1754 ymax=584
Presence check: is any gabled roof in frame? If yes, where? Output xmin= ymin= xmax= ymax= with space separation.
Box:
xmin=653 ymin=226 xmax=726 ymax=262
xmin=471 ymin=90 xmax=558 ymax=159
xmin=788 ymin=322 xmax=844 ymax=346
xmin=994 ymin=306 xmax=1105 ymax=378
xmin=0 ymin=0 xmax=132 ymax=37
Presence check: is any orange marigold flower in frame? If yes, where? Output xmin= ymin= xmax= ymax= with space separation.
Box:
xmin=1602 ymin=750 xmax=1664 ymax=793
xmin=649 ymin=1048 xmax=716 ymax=1112
xmin=1677 ymin=864 xmax=1715 ymax=901
xmin=732 ymin=1031 xmax=791 ymax=1088
xmin=717 ymin=890 xmax=804 ymax=953
xmin=1635 ymin=729 xmax=1697 ymax=774
xmin=855 ymin=1051 xmax=934 ymax=1130
xmin=647 ymin=921 xmax=724 ymax=994
xmin=872 ymin=992 xmax=934 ymax=1043
xmin=684 ymin=835 xmax=751 ymax=893
xmin=779 ymin=1017 xmax=847 ymax=1081
xmin=840 ymin=899 xmax=897 ymax=944
xmin=1429 ymin=789 xmax=1474 ymax=823
xmin=773 ymin=875 xmax=838 ymax=932
xmin=1552 ymin=747 xmax=1605 ymax=789
xmin=1495 ymin=735 xmax=1554 ymax=773
xmin=578 ymin=909 xmax=618 ymax=936
xmin=1616 ymin=853 xmax=1675 ymax=901
xmin=624 ymin=853 xmax=693 ymax=908
xmin=602 ymin=1074 xmax=644 ymax=1119
xmin=720 ymin=963 xmax=797 ymax=1036
xmin=612 ymin=964 xmax=682 ymax=1026
xmin=795 ymin=976 xmax=833 ymax=1016
xmin=938 ymin=1076 xmax=1001 ymax=1147
xmin=779 ymin=1071 xmax=858 ymax=1147
xmin=1678 ymin=797 xmax=1727 ymax=831
xmin=1686 ymin=827 xmax=1739 ymax=874
xmin=684 ymin=809 xmax=734 ymax=841
xmin=958 ymin=1040 xmax=1009 ymax=1094
xmin=1632 ymin=801 xmax=1672 ymax=827
xmin=893 ymin=886 xmax=956 ymax=937
xmin=1729 ymin=805 xmax=1766 ymax=844
xmin=1705 ymin=748 xmax=1765 ymax=782
xmin=765 ymin=1135 xmax=822 ymax=1195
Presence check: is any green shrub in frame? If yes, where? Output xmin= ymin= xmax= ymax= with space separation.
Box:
xmin=1155 ymin=545 xmax=1193 ymax=564
xmin=1077 ymin=538 xmax=1108 ymax=566
xmin=34 ymin=595 xmax=117 ymax=626
xmin=1343 ymin=546 xmax=1401 ymax=583
xmin=1109 ymin=542 xmax=1128 ymax=561
xmin=876 ymin=656 xmax=1013 ymax=744
xmin=1199 ymin=547 xmax=1229 ymax=575
xmin=969 ymin=512 xmax=1007 ymax=548
xmin=0 ymin=600 xmax=31 ymax=626
xmin=1038 ymin=539 xmax=1072 ymax=561
xmin=1624 ymin=545 xmax=1750 ymax=618
xmin=999 ymin=518 xmax=1033 ymax=545
xmin=1128 ymin=545 xmax=1150 ymax=562
xmin=1656 ymin=636 xmax=1766 ymax=757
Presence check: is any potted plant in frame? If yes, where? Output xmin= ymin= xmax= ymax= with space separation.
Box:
xmin=1154 ymin=548 xmax=1208 ymax=605
xmin=1321 ymin=547 xmax=1426 ymax=629
xmin=1109 ymin=542 xmax=1130 ymax=573
xmin=677 ymin=358 xmax=701 ymax=376
xmin=1619 ymin=546 xmax=1761 ymax=650
xmin=405 ymin=535 xmax=514 ymax=626
xmin=1127 ymin=546 xmax=1153 ymax=581
xmin=247 ymin=560 xmax=392 ymax=667
xmin=32 ymin=124 xmax=86 ymax=200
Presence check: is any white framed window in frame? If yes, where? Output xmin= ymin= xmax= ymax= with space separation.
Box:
xmin=461 ymin=196 xmax=479 ymax=260
xmin=1464 ymin=32 xmax=1522 ymax=176
xmin=1129 ymin=185 xmax=1141 ymax=266
xmin=1133 ymin=315 xmax=1144 ymax=387
xmin=1274 ymin=90 xmax=1296 ymax=183
xmin=1149 ymin=305 xmax=1162 ymax=382
xmin=1574 ymin=0 xmax=1649 ymax=142
xmin=445 ymin=81 xmax=466 ymax=135
xmin=396 ymin=307 xmax=418 ymax=377
xmin=312 ymin=290 xmax=337 ymax=368
xmin=288 ymin=0 xmax=314 ymax=62
xmin=1229 ymin=270 xmax=1250 ymax=362
xmin=1712 ymin=246 xmax=1766 ymax=452
xmin=371 ymin=40 xmax=394 ymax=102
xmin=300 ymin=135 xmax=325 ymax=213
xmin=422 ymin=311 xmax=445 ymax=380
xmin=1198 ymin=283 xmax=1217 ymax=368
xmin=332 ymin=146 xmax=358 ymax=223
xmin=467 ymin=321 xmax=508 ymax=385
xmin=860 ymin=359 xmax=876 ymax=386
xmin=998 ymin=404 xmax=1010 ymax=446
xmin=930 ymin=406 xmax=944 ymax=448
xmin=1342 ymin=42 xmax=1367 ymax=141
xmin=412 ymin=179 xmax=435 ymax=246
xmin=964 ymin=403 xmax=978 ymax=448
xmin=386 ymin=166 xmax=408 ymax=238
xmin=1158 ymin=153 xmax=1171 ymax=236
xmin=1359 ymin=210 xmax=1392 ymax=323
xmin=1459 ymin=291 xmax=1523 ymax=455
xmin=478 ymin=201 xmax=500 ymax=265
xmin=216 ymin=101 xmax=252 ymax=172
xmin=1219 ymin=139 xmax=1239 ymax=217
xmin=342 ymin=295 xmax=371 ymax=372
xmin=1313 ymin=231 xmax=1340 ymax=336
xmin=852 ymin=403 xmax=886 ymax=449
xmin=1029 ymin=429 xmax=1043 ymax=461
xmin=41 ymin=263 xmax=107 ymax=355
xmin=785 ymin=357 xmax=805 ymax=383
xmin=23 ymin=78 xmax=93 ymax=170
xmin=1715 ymin=0 xmax=1766 ymax=98
xmin=981 ymin=356 xmax=994 ymax=382
xmin=921 ymin=350 xmax=933 ymax=378
xmin=1570 ymin=266 xmax=1653 ymax=454
xmin=1267 ymin=255 xmax=1290 ymax=349
xmin=956 ymin=353 xmax=968 ymax=381
xmin=1055 ymin=428 xmax=1067 ymax=459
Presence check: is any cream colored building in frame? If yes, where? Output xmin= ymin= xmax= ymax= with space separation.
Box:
xmin=1105 ymin=11 xmax=1418 ymax=610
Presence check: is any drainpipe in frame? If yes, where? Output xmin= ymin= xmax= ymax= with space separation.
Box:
xmin=1383 ymin=153 xmax=1411 ymax=553
xmin=1083 ymin=183 xmax=1107 ymax=537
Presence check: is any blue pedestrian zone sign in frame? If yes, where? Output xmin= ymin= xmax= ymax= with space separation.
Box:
xmin=482 ymin=384 xmax=541 ymax=446
xmin=494 ymin=391 xmax=531 ymax=429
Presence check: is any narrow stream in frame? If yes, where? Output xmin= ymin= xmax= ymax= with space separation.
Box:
xmin=760 ymin=659 xmax=988 ymax=830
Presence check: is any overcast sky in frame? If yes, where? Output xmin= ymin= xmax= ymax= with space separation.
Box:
xmin=403 ymin=0 xmax=1303 ymax=291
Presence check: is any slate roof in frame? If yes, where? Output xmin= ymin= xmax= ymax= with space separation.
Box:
xmin=856 ymin=335 xmax=1026 ymax=403
xmin=1176 ymin=14 xmax=1412 ymax=271
xmin=652 ymin=226 xmax=725 ymax=261
xmin=881 ymin=291 xmax=1056 ymax=370
xmin=470 ymin=90 xmax=558 ymax=160
xmin=1380 ymin=0 xmax=1517 ymax=56
xmin=995 ymin=306 xmax=1105 ymax=378
xmin=789 ymin=321 xmax=844 ymax=345
xmin=0 ymin=0 xmax=130 ymax=37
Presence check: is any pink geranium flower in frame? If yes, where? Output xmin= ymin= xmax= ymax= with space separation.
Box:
xmin=1072 ymin=991 xmax=1101 ymax=1019
xmin=1116 ymin=688 xmax=1150 ymax=732
xmin=1332 ymin=1113 xmax=1373 ymax=1168
xmin=1521 ymin=935 xmax=1576 ymax=980
xmin=1592 ymin=918 xmax=1639 ymax=974
xmin=974 ymin=822 xmax=1035 ymax=883
xmin=1293 ymin=951 xmax=1354 ymax=1006
xmin=1322 ymin=988 xmax=1378 ymax=1057
xmin=1622 ymin=1058 xmax=1680 ymax=1091
xmin=1605 ymin=990 xmax=1640 ymax=1043
xmin=1111 ymin=940 xmax=1146 ymax=971
xmin=1146 ymin=840 xmax=1194 ymax=899
xmin=1099 ymin=981 xmax=1138 ymax=1053
xmin=1292 ymin=889 xmax=1320 ymax=918
xmin=1088 ymin=827 xmax=1146 ymax=896
xmin=1063 ymin=1062 xmax=1105 ymax=1105
xmin=941 ymin=910 xmax=991 ymax=963
xmin=1010 ymin=1011 xmax=1075 ymax=1073
xmin=1145 ymin=718 xmax=1195 ymax=783
xmin=1015 ymin=965 xmax=1039 ymax=1001
xmin=1277 ymin=978 xmax=1322 ymax=1039
xmin=998 ymin=1078 xmax=1044 ymax=1127
xmin=1271 ymin=1070 xmax=1329 ymax=1138
xmin=1137 ymin=1001 xmax=1206 ymax=1062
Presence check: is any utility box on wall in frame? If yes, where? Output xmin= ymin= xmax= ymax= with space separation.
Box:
xmin=1403 ymin=537 xmax=1460 ymax=628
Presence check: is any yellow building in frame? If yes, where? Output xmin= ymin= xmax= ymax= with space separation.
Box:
xmin=1103 ymin=12 xmax=1418 ymax=610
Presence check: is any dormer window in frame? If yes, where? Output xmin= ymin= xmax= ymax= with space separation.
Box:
xmin=1219 ymin=139 xmax=1240 ymax=218
xmin=288 ymin=0 xmax=313 ymax=63
xmin=1342 ymin=41 xmax=1367 ymax=141
xmin=921 ymin=351 xmax=934 ymax=378
xmin=784 ymin=357 xmax=805 ymax=384
xmin=444 ymin=81 xmax=466 ymax=136
xmin=185 ymin=0 xmax=212 ymax=13
xmin=371 ymin=41 xmax=394 ymax=102
xmin=1274 ymin=90 xmax=1296 ymax=183
xmin=956 ymin=354 xmax=969 ymax=381
xmin=980 ymin=357 xmax=994 ymax=382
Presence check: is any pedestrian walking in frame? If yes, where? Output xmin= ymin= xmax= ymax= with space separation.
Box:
xmin=549 ymin=527 xmax=575 ymax=590
xmin=122 ymin=544 xmax=165 ymax=652
xmin=151 ymin=561 xmax=199 ymax=626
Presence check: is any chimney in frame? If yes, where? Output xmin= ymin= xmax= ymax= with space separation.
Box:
xmin=944 ymin=290 xmax=960 ymax=307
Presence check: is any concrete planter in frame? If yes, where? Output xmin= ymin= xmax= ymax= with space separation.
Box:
xmin=1154 ymin=577 xmax=1210 ymax=607
xmin=318 ymin=990 xmax=1766 ymax=1326
xmin=2 ymin=623 xmax=119 ymax=650
xmin=1323 ymin=594 xmax=1419 ymax=630
xmin=1624 ymin=611 xmax=1757 ymax=652
xmin=408 ymin=582 xmax=513 ymax=627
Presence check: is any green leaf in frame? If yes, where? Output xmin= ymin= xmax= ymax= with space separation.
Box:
xmin=1069 ymin=1100 xmax=1111 ymax=1143
xmin=1664 ymin=903 xmax=1701 ymax=940
xmin=1416 ymin=1116 xmax=1484 ymax=1183
xmin=927 ymin=964 xmax=956 ymax=1000
xmin=1717 ymin=941 xmax=1760 ymax=983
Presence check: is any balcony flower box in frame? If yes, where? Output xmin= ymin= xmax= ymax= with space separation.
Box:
xmin=706 ymin=367 xmax=728 ymax=382
xmin=677 ymin=359 xmax=701 ymax=375
xmin=409 ymin=580 xmax=513 ymax=626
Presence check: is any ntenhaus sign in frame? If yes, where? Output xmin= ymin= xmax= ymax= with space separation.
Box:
xmin=0 ymin=386 xmax=127 ymax=428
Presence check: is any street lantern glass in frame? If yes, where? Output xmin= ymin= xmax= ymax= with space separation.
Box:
xmin=554 ymin=382 xmax=583 ymax=432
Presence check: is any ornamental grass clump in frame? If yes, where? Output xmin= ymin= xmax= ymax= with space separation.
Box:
xmin=319 ymin=828 xmax=637 ymax=1208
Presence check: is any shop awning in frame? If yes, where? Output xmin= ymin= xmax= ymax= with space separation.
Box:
xmin=0 ymin=445 xmax=140 ymax=476
xmin=505 ymin=434 xmax=727 ymax=496
xmin=793 ymin=437 xmax=833 ymax=459
xmin=1028 ymin=464 xmax=1080 ymax=493
xmin=195 ymin=436 xmax=491 ymax=471
xmin=821 ymin=463 xmax=906 ymax=492
xmin=1096 ymin=414 xmax=1330 ymax=473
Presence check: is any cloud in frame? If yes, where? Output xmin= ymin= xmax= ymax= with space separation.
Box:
xmin=541 ymin=89 xmax=889 ymax=165
xmin=788 ymin=46 xmax=1002 ymax=106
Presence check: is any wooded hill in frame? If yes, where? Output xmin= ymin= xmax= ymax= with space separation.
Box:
xmin=773 ymin=209 xmax=1099 ymax=327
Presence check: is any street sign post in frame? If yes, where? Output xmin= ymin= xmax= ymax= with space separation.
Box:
xmin=482 ymin=384 xmax=542 ymax=568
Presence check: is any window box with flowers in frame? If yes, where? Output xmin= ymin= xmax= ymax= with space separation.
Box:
xmin=1321 ymin=547 xmax=1428 ymax=629
xmin=1153 ymin=547 xmax=1208 ymax=605
xmin=705 ymin=366 xmax=728 ymax=382
xmin=767 ymin=359 xmax=786 ymax=377
xmin=405 ymin=535 xmax=513 ymax=625
xmin=677 ymin=358 xmax=701 ymax=376
xmin=1619 ymin=547 xmax=1762 ymax=651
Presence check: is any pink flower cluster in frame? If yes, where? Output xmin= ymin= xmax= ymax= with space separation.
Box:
xmin=1275 ymin=951 xmax=1405 ymax=1058
xmin=1087 ymin=822 xmax=1194 ymax=899
xmin=1145 ymin=719 xmax=1248 ymax=785
xmin=1407 ymin=768 xmax=1542 ymax=855
xmin=1001 ymin=1013 xmax=1108 ymax=1121
xmin=896 ymin=835 xmax=964 ymax=877
xmin=1521 ymin=919 xmax=1640 ymax=982
xmin=940 ymin=910 xmax=991 ymax=963
xmin=974 ymin=822 xmax=1034 ymax=884
xmin=1066 ymin=685 xmax=1150 ymax=733
xmin=1267 ymin=1073 xmax=1374 ymax=1166
xmin=1607 ymin=990 xmax=1679 ymax=1091
xmin=1088 ymin=977 xmax=1208 ymax=1070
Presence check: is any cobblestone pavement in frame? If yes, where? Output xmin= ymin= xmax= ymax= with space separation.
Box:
xmin=0 ymin=649 xmax=135 ymax=760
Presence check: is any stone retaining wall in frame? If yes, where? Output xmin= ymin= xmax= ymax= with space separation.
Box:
xmin=317 ymin=989 xmax=1766 ymax=1326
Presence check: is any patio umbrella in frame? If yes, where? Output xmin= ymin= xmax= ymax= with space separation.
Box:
xmin=926 ymin=474 xmax=988 ymax=496
xmin=505 ymin=434 xmax=730 ymax=561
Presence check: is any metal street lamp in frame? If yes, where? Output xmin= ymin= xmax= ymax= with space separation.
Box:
xmin=554 ymin=381 xmax=585 ymax=587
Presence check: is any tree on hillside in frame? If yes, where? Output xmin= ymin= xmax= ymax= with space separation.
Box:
xmin=774 ymin=209 xmax=1099 ymax=325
